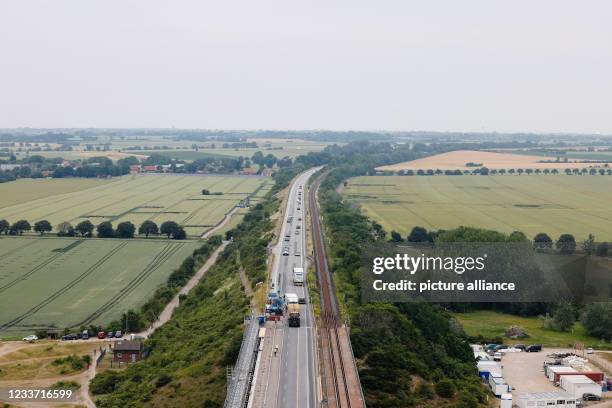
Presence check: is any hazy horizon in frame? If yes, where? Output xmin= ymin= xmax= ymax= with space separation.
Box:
xmin=1 ymin=0 xmax=611 ymax=133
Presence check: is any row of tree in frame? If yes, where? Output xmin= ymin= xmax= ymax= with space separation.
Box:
xmin=0 ymin=219 xmax=187 ymax=240
xmin=393 ymin=167 xmax=612 ymax=176
xmin=389 ymin=226 xmax=610 ymax=257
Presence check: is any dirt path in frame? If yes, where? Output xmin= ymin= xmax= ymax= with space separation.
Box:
xmin=201 ymin=207 xmax=238 ymax=239
xmin=136 ymin=241 xmax=229 ymax=339
xmin=79 ymin=350 xmax=97 ymax=408
xmin=0 ymin=341 xmax=27 ymax=359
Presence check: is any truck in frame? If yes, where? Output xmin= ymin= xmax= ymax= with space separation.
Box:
xmin=293 ymin=267 xmax=304 ymax=285
xmin=288 ymin=303 xmax=300 ymax=327
xmin=285 ymin=293 xmax=299 ymax=304
xmin=266 ymin=291 xmax=284 ymax=315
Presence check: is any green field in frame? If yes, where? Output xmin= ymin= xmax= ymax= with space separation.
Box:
xmin=453 ymin=310 xmax=610 ymax=349
xmin=0 ymin=178 xmax=113 ymax=208
xmin=343 ymin=175 xmax=612 ymax=240
xmin=0 ymin=236 xmax=199 ymax=336
xmin=0 ymin=174 xmax=269 ymax=236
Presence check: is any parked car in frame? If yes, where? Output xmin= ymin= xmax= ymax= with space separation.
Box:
xmin=82 ymin=330 xmax=89 ymax=340
xmin=97 ymin=331 xmax=106 ymax=339
xmin=22 ymin=334 xmax=38 ymax=342
xmin=493 ymin=352 xmax=503 ymax=361
xmin=106 ymin=331 xmax=114 ymax=339
xmin=114 ymin=330 xmax=122 ymax=338
xmin=513 ymin=344 xmax=526 ymax=351
xmin=526 ymin=344 xmax=542 ymax=352
xmin=494 ymin=345 xmax=509 ymax=351
xmin=485 ymin=344 xmax=499 ymax=351
xmin=586 ymin=347 xmax=594 ymax=354
xmin=582 ymin=393 xmax=601 ymax=401
xmin=61 ymin=333 xmax=78 ymax=341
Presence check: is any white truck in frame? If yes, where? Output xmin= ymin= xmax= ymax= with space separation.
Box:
xmin=293 ymin=267 xmax=304 ymax=285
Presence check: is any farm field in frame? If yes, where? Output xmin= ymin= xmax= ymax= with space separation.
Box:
xmin=496 ymin=149 xmax=612 ymax=162
xmin=452 ymin=310 xmax=610 ymax=349
xmin=0 ymin=236 xmax=199 ymax=336
xmin=343 ymin=175 xmax=612 ymax=239
xmin=0 ymin=174 xmax=269 ymax=236
xmin=376 ymin=150 xmax=606 ymax=172
xmin=11 ymin=150 xmax=148 ymax=161
xmin=125 ymin=146 xmax=326 ymax=160
xmin=0 ymin=178 xmax=113 ymax=208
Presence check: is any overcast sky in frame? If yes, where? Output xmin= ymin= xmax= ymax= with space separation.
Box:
xmin=0 ymin=1 xmax=611 ymax=133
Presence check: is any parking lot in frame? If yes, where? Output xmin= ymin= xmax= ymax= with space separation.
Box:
xmin=503 ymin=348 xmax=569 ymax=397
xmin=500 ymin=348 xmax=612 ymax=405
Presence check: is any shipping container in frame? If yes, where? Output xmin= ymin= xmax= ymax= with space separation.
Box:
xmin=547 ymin=366 xmax=575 ymax=381
xmin=560 ymin=375 xmax=601 ymax=399
xmin=488 ymin=377 xmax=508 ymax=397
xmin=554 ymin=371 xmax=604 ymax=384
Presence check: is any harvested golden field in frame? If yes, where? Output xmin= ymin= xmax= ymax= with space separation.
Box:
xmin=376 ymin=150 xmax=604 ymax=171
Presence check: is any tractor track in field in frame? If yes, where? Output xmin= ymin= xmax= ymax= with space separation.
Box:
xmin=0 ymin=238 xmax=41 ymax=262
xmin=0 ymin=251 xmax=66 ymax=295
xmin=0 ymin=241 xmax=129 ymax=330
xmin=74 ymin=241 xmax=184 ymax=326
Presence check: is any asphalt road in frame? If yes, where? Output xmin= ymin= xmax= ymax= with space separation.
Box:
xmin=263 ymin=168 xmax=320 ymax=408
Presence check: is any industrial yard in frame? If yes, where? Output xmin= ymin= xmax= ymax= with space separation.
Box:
xmin=475 ymin=344 xmax=611 ymax=407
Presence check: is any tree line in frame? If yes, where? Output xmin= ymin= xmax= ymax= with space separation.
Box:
xmin=0 ymin=219 xmax=187 ymax=240
xmin=391 ymin=166 xmax=612 ymax=176
xmin=390 ymin=226 xmax=610 ymax=257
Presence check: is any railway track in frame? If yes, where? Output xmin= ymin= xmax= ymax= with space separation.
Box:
xmin=308 ymin=174 xmax=365 ymax=408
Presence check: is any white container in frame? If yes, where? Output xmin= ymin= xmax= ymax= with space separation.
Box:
xmin=547 ymin=366 xmax=575 ymax=381
xmin=489 ymin=377 xmax=508 ymax=397
xmin=500 ymin=393 xmax=512 ymax=408
xmin=560 ymin=375 xmax=601 ymax=399
xmin=517 ymin=392 xmax=576 ymax=408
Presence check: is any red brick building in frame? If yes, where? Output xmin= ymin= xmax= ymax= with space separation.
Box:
xmin=112 ymin=341 xmax=144 ymax=363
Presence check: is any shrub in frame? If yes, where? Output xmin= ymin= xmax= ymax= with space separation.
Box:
xmin=435 ymin=379 xmax=455 ymax=398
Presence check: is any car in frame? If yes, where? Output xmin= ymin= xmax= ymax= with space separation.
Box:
xmin=513 ymin=344 xmax=526 ymax=351
xmin=282 ymin=248 xmax=290 ymax=256
xmin=295 ymin=251 xmax=301 ymax=256
xmin=494 ymin=344 xmax=509 ymax=351
xmin=22 ymin=334 xmax=38 ymax=342
xmin=493 ymin=352 xmax=502 ymax=361
xmin=298 ymin=217 xmax=302 ymax=221
xmin=526 ymin=344 xmax=542 ymax=352
xmin=298 ymin=297 xmax=306 ymax=304
xmin=582 ymin=393 xmax=601 ymax=401
xmin=61 ymin=333 xmax=78 ymax=341
xmin=107 ymin=331 xmax=114 ymax=338
xmin=297 ymin=207 xmax=301 ymax=210
xmin=97 ymin=331 xmax=106 ymax=339
xmin=115 ymin=330 xmax=122 ymax=338
xmin=485 ymin=344 xmax=499 ymax=351
xmin=586 ymin=347 xmax=594 ymax=354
